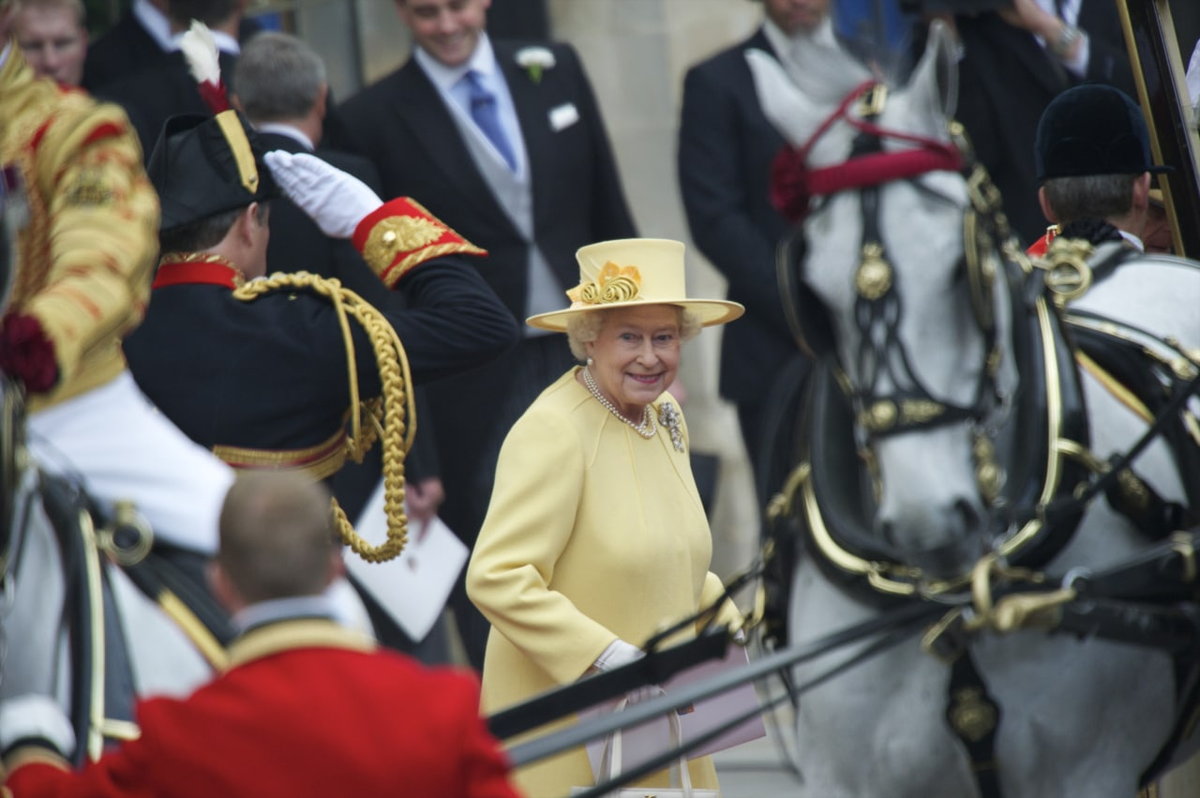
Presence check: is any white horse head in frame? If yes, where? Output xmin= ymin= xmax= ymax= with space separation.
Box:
xmin=749 ymin=22 xmax=1018 ymax=578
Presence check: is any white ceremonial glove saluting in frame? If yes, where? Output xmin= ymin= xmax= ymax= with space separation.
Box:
xmin=263 ymin=150 xmax=383 ymax=239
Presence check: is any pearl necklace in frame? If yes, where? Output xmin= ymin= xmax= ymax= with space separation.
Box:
xmin=582 ymin=367 xmax=656 ymax=438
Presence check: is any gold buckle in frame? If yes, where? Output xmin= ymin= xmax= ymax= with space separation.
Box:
xmin=94 ymin=500 xmax=153 ymax=567
xmin=1170 ymin=532 xmax=1197 ymax=583
xmin=966 ymin=165 xmax=1003 ymax=215
xmin=921 ymin=607 xmax=966 ymax=664
xmin=856 ymin=83 xmax=889 ymax=117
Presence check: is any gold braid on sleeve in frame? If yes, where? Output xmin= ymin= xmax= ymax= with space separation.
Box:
xmin=232 ymin=271 xmax=415 ymax=563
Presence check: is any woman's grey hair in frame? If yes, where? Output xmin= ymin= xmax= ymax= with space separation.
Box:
xmin=233 ymin=32 xmax=328 ymax=123
xmin=565 ymin=305 xmax=702 ymax=361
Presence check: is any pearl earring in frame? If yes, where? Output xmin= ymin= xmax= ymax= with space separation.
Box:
xmin=586 ymin=357 xmax=594 ymax=367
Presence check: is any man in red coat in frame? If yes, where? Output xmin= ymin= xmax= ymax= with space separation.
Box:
xmin=0 ymin=473 xmax=521 ymax=798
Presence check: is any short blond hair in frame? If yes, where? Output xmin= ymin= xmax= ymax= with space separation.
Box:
xmin=10 ymin=0 xmax=85 ymax=25
xmin=216 ymin=472 xmax=339 ymax=604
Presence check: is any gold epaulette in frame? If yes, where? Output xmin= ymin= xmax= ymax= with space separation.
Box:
xmin=351 ymin=197 xmax=486 ymax=288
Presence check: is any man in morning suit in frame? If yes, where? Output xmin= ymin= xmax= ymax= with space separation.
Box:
xmin=678 ymin=0 xmax=826 ymax=511
xmin=339 ymin=0 xmax=638 ymax=668
xmin=952 ymin=0 xmax=1135 ymax=244
xmin=0 ymin=472 xmax=521 ymax=798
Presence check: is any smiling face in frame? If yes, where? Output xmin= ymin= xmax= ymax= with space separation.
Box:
xmin=585 ymin=305 xmax=682 ymax=421
xmin=397 ymin=0 xmax=490 ymax=68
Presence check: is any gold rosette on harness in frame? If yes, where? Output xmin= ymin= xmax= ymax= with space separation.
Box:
xmin=231 ymin=271 xmax=414 ymax=563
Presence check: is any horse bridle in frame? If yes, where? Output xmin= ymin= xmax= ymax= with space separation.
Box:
xmin=769 ymin=78 xmax=1104 ymax=601
xmin=847 ymin=169 xmax=1005 ymax=444
xmin=777 ymin=83 xmax=1014 ymax=494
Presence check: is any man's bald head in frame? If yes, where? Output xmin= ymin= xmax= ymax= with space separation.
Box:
xmin=216 ymin=472 xmax=340 ymax=605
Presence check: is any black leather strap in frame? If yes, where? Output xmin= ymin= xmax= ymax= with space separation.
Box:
xmin=946 ymin=650 xmax=1004 ymax=798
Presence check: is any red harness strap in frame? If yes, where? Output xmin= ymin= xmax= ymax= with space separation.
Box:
xmin=771 ymin=80 xmax=964 ymax=223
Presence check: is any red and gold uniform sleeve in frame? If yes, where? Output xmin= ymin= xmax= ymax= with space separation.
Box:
xmin=1 ymin=51 xmax=159 ymax=407
xmin=22 ymin=100 xmax=159 ymax=398
xmin=351 ymin=197 xmax=485 ymax=288
xmin=2 ymin=747 xmax=79 ymax=798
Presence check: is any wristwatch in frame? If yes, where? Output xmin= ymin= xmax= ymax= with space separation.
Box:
xmin=1051 ymin=23 xmax=1082 ymax=58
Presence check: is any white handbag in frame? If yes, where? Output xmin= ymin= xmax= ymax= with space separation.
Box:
xmin=571 ymin=690 xmax=720 ymax=798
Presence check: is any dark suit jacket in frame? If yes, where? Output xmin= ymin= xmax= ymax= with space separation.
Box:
xmin=954 ymin=3 xmax=1135 ymax=244
xmin=678 ymin=28 xmax=799 ymax=408
xmin=83 ymin=11 xmax=260 ymax=94
xmin=338 ymin=40 xmax=637 ymax=321
xmin=96 ymin=50 xmax=238 ymax=159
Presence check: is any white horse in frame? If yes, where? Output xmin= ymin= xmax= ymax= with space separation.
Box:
xmin=747 ymin=22 xmax=1198 ymax=798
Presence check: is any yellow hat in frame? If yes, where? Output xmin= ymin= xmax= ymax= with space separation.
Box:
xmin=526 ymin=239 xmax=744 ymax=332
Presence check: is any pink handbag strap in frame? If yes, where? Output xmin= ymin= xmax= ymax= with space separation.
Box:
xmin=600 ymin=687 xmax=695 ymax=794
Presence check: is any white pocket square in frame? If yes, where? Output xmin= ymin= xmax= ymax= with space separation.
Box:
xmin=549 ymin=102 xmax=580 ymax=131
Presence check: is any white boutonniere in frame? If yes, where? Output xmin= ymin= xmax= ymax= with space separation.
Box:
xmin=515 ymin=46 xmax=556 ymax=84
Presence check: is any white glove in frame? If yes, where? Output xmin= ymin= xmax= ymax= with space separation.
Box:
xmin=263 ymin=150 xmax=383 ymax=239
xmin=592 ymin=639 xmax=645 ymax=673
xmin=0 ymin=694 xmax=75 ymax=757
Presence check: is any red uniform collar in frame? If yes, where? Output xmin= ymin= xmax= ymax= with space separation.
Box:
xmin=153 ymin=253 xmax=247 ymax=289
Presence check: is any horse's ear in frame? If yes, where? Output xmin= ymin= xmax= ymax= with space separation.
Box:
xmin=746 ymin=48 xmax=823 ymax=148
xmin=905 ymin=19 xmax=959 ymax=137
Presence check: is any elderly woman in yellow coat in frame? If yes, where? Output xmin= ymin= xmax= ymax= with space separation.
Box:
xmin=466 ymin=238 xmax=746 ymax=797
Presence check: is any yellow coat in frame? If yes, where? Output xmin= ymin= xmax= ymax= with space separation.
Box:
xmin=467 ymin=368 xmax=737 ymax=797
xmin=1 ymin=47 xmax=159 ymax=411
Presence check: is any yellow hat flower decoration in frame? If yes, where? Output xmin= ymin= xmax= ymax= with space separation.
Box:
xmin=527 ymin=239 xmax=744 ymax=332
xmin=567 ymin=261 xmax=642 ymax=306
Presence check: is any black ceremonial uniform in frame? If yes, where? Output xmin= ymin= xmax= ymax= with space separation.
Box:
xmin=123 ymin=197 xmax=519 ymax=478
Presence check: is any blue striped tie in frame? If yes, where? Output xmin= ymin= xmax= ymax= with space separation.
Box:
xmin=464 ymin=70 xmax=517 ymax=171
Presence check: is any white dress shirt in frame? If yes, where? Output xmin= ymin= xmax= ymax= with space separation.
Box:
xmin=133 ymin=0 xmax=174 ymax=51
